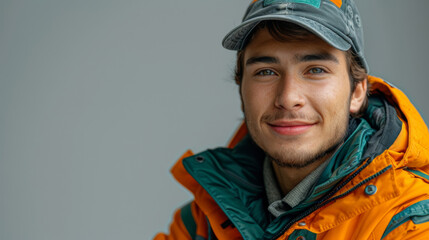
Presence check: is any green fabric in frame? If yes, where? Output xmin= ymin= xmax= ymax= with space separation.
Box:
xmin=180 ymin=202 xmax=197 ymax=239
xmin=405 ymin=168 xmax=429 ymax=181
xmin=264 ymin=0 xmax=321 ymax=8
xmin=381 ymin=200 xmax=429 ymax=239
xmin=183 ymin=135 xmax=269 ymax=239
xmin=288 ymin=229 xmax=317 ymax=240
xmin=309 ymin=119 xmax=376 ymax=202
xmin=365 ymin=96 xmax=386 ymax=128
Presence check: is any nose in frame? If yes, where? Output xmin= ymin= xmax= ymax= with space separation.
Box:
xmin=274 ymin=75 xmax=306 ymax=110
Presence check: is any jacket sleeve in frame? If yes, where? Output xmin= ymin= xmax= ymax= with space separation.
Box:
xmin=153 ymin=201 xmax=208 ymax=240
xmin=381 ymin=199 xmax=429 ymax=240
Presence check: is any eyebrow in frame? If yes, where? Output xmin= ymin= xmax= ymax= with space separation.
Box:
xmin=245 ymin=56 xmax=279 ymax=66
xmin=245 ymin=52 xmax=340 ymax=66
xmin=295 ymin=53 xmax=339 ymax=63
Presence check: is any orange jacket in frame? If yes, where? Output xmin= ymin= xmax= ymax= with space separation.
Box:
xmin=154 ymin=76 xmax=429 ymax=240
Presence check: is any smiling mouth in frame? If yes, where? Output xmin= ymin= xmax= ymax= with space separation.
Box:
xmin=268 ymin=121 xmax=315 ymax=136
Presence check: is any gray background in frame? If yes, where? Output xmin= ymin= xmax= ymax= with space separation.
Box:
xmin=1 ymin=0 xmax=428 ymax=239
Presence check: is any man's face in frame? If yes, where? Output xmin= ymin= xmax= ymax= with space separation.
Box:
xmin=241 ymin=28 xmax=366 ymax=168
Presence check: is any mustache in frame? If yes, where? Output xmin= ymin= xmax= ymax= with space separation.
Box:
xmin=261 ymin=111 xmax=320 ymax=122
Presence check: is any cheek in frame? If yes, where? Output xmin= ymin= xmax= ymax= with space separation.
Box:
xmin=242 ymin=82 xmax=275 ymax=116
xmin=241 ymin=82 xmax=261 ymax=113
xmin=309 ymin=81 xmax=351 ymax=116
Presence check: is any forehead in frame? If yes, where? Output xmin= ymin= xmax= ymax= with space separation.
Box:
xmin=243 ymin=28 xmax=347 ymax=63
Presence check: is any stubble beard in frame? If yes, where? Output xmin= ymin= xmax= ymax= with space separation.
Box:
xmin=245 ymin=109 xmax=350 ymax=169
xmin=266 ymin=130 xmax=346 ymax=168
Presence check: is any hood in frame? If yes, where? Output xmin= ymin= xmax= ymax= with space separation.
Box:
xmin=367 ymin=76 xmax=429 ymax=170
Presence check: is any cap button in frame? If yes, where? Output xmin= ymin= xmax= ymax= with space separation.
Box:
xmin=347 ymin=5 xmax=354 ymax=19
xmin=355 ymin=15 xmax=362 ymax=28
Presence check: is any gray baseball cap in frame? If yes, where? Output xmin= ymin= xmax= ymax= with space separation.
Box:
xmin=222 ymin=0 xmax=368 ymax=71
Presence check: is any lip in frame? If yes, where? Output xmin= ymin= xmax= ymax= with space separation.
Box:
xmin=268 ymin=121 xmax=315 ymax=136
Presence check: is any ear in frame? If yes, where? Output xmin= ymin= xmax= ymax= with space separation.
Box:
xmin=349 ymin=78 xmax=367 ymax=114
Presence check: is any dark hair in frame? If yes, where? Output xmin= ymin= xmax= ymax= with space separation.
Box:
xmin=234 ymin=21 xmax=369 ymax=117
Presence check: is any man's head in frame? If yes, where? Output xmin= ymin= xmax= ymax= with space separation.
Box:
xmin=222 ymin=0 xmax=369 ymax=168
xmin=223 ymin=0 xmax=367 ymax=70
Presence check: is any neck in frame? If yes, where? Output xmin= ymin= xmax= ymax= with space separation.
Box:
xmin=271 ymin=153 xmax=334 ymax=195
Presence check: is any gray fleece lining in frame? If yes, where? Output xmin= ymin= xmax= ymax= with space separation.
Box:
xmin=263 ymin=157 xmax=329 ymax=217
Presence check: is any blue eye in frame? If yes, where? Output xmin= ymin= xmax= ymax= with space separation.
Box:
xmin=256 ymin=69 xmax=276 ymax=76
xmin=308 ymin=68 xmax=325 ymax=74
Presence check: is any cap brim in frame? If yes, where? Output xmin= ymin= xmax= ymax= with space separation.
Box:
xmin=222 ymin=14 xmax=351 ymax=52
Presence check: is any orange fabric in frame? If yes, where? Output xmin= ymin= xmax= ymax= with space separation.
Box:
xmin=191 ymin=201 xmax=209 ymax=239
xmin=227 ymin=122 xmax=247 ymax=148
xmin=153 ymin=207 xmax=191 ymax=240
xmin=329 ymin=0 xmax=342 ymax=8
xmin=155 ymin=76 xmax=429 ymax=239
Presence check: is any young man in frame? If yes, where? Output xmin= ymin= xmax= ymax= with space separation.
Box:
xmin=155 ymin=0 xmax=429 ymax=239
